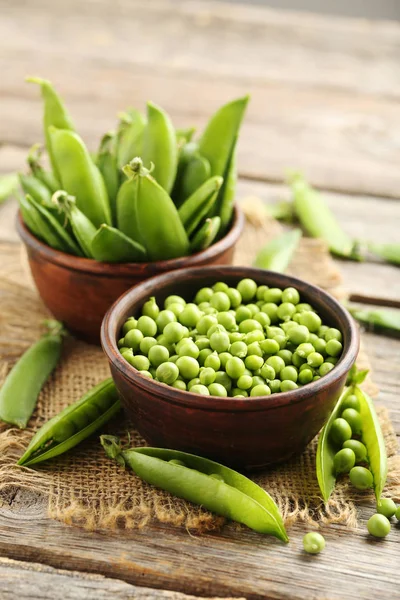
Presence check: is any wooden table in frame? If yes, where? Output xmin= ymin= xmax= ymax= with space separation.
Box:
xmin=0 ymin=1 xmax=399 ymax=598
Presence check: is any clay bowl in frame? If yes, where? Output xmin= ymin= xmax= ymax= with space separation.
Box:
xmin=16 ymin=205 xmax=244 ymax=344
xmin=101 ymin=266 xmax=359 ymax=471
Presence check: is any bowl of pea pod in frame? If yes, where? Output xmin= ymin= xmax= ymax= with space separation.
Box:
xmin=101 ymin=266 xmax=359 ymax=470
xmin=17 ymin=77 xmax=246 ymax=343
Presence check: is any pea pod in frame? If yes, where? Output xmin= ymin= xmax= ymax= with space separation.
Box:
xmin=53 ymin=191 xmax=97 ymax=258
xmin=267 ymin=201 xmax=296 ymax=223
xmin=181 ymin=155 xmax=211 ymax=200
xmin=178 ymin=176 xmax=223 ymax=236
xmin=142 ymin=101 xmax=178 ymax=194
xmin=176 ymin=127 xmax=196 ymax=145
xmin=49 ymin=127 xmax=112 ymax=228
xmin=368 ymin=242 xmax=400 ymax=266
xmin=349 ymin=306 xmax=400 ymax=335
xmin=24 ymin=194 xmax=83 ymax=256
xmin=253 ymin=229 xmax=302 ymax=273
xmin=19 ymin=173 xmax=52 ymax=208
xmin=27 ymin=144 xmax=60 ymax=193
xmin=116 ymin=164 xmax=143 ymax=246
xmin=91 ymin=224 xmax=147 ymax=263
xmin=171 ymin=141 xmax=200 ymax=206
xmin=26 ymin=77 xmax=75 ymax=180
xmin=289 ymin=173 xmax=361 ymax=260
xmin=116 ymin=109 xmax=146 ymax=170
xmin=19 ymin=194 xmax=43 ymax=239
xmin=0 ymin=321 xmax=64 ymax=429
xmin=18 ymin=379 xmax=120 ymax=467
xmin=216 ymin=138 xmax=237 ymax=233
xmin=190 ymin=216 xmax=221 ymax=253
xmin=96 ymin=132 xmax=119 ymax=225
xmin=101 ymin=438 xmax=288 ymax=542
xmin=127 ymin=158 xmax=189 ymax=260
xmin=198 ymin=96 xmax=249 ymax=178
xmin=0 ymin=173 xmax=18 ymax=204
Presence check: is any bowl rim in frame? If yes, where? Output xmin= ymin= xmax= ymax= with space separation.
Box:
xmin=16 ymin=204 xmax=244 ymax=276
xmin=101 ymin=266 xmax=360 ymax=412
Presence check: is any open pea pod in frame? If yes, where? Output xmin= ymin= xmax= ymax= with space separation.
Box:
xmin=253 ymin=229 xmax=302 ymax=273
xmin=101 ymin=438 xmax=288 ymax=542
xmin=18 ymin=379 xmax=120 ymax=467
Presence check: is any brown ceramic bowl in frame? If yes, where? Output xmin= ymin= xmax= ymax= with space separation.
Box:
xmin=101 ymin=266 xmax=359 ymax=471
xmin=16 ymin=205 xmax=244 ymax=344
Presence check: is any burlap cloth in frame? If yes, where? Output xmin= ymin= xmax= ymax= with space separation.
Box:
xmin=0 ymin=199 xmax=399 ymax=532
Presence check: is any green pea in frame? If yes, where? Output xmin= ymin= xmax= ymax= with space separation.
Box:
xmin=148 ymin=344 xmax=170 ymax=367
xmin=325 ymin=357 xmax=338 ymax=365
xmin=326 ymin=339 xmax=343 ymax=358
xmin=165 ymin=295 xmax=186 ymax=308
xmin=139 ymin=370 xmax=153 ymax=379
xmin=117 ymin=337 xmax=125 ymax=348
xmin=287 ymin=325 xmax=309 ymax=345
xmin=212 ymin=282 xmax=229 ymax=293
xmin=333 ymin=448 xmax=356 ymax=474
xmin=210 ymin=330 xmax=230 ymax=352
xmin=272 ymin=335 xmax=287 ymax=349
xmin=188 ymin=378 xmax=201 ymax=389
xmin=149 ymin=367 xmax=157 ymax=378
xmin=277 ymin=349 xmax=292 ymax=365
xmin=140 ymin=337 xmax=157 ymax=355
xmin=298 ymin=311 xmax=321 ymax=333
xmin=163 ymin=322 xmax=186 ymax=343
xmin=208 ymin=383 xmax=228 ymax=397
xmin=245 ymin=354 xmax=264 ymax=371
xmin=121 ymin=348 xmax=134 ymax=364
xmin=266 ymin=355 xmax=285 ymax=374
xmin=169 ymin=354 xmax=179 ymax=363
xmin=260 ymin=339 xmax=280 ymax=355
xmin=226 ymin=357 xmax=245 ymax=379
xmin=244 ymin=330 xmax=265 ymax=345
xmin=195 ymin=337 xmax=211 ymax=351
xmin=122 ymin=317 xmax=137 ymax=335
xmin=238 ymin=319 xmax=263 ymax=334
xmin=303 ymin=532 xmax=325 ymax=555
xmin=319 ymin=362 xmax=335 ymax=376
xmin=218 ymin=352 xmax=232 ymax=369
xmin=256 ymin=285 xmax=269 ymax=301
xmin=210 ymin=291 xmax=231 ymax=312
xmin=179 ymin=304 xmax=203 ymax=328
xmin=231 ymin=387 xmax=249 ymax=398
xmin=312 ymin=337 xmax=326 ymax=355
xmin=341 ymin=408 xmax=362 ymax=436
xmin=251 ymin=376 xmax=265 ymax=389
xmin=167 ymin=302 xmax=185 ymax=317
xmin=343 ymin=439 xmax=367 ymax=462
xmin=324 ymin=328 xmax=342 ymax=342
xmin=330 ymin=418 xmax=352 ymax=446
xmin=281 ymin=287 xmax=300 ymax=305
xmin=118 ymin=347 xmax=130 ymax=354
xmin=230 ymin=341 xmax=248 ymax=358
xmin=226 ymin=287 xmax=242 ymax=308
xmin=246 ymin=342 xmax=263 ymax=358
xmin=261 ymin=302 xmax=278 ymax=322
xmin=280 ymin=380 xmax=298 ymax=391
xmin=214 ymin=371 xmax=232 ymax=392
xmin=254 ymin=312 xmax=271 ymax=329
xmin=190 ymin=384 xmax=210 ymax=395
xmin=197 ymin=302 xmax=211 ymax=312
xmin=277 ymin=302 xmax=296 ymax=322
xmin=235 ymin=306 xmax=252 ymax=323
xmin=296 ymin=343 xmax=315 ymax=358
xmin=250 ymin=384 xmax=271 ymax=397
xmin=341 ymin=394 xmax=361 ymax=412
xmin=142 ymin=296 xmax=160 ymax=319
xmin=318 ymin=325 xmax=329 ymax=337
xmin=177 ymin=341 xmax=200 ymax=359
xmin=124 ymin=328 xmax=144 ymax=351
xmin=292 ymin=352 xmax=306 ymax=368
xmin=204 ymin=351 xmax=221 ymax=371
xmin=156 ymin=335 xmax=175 ymax=355
xmin=176 ymin=356 xmax=200 ymax=380
xmin=229 ymin=331 xmax=245 ymax=344
xmin=131 ymin=355 xmax=150 ymax=371
xmin=217 ymin=311 xmax=237 ymax=331
xmin=349 ymin=466 xmax=373 ymax=490
xmin=198 ymin=348 xmax=213 ymax=366
xmin=298 ymin=368 xmax=313 ymax=385
xmin=295 ymin=303 xmax=313 ymax=313
xmin=237 ymin=278 xmax=257 ymax=302
xmin=260 ymin=364 xmax=275 ymax=381
xmin=246 ymin=303 xmax=260 ymax=317
xmin=269 ymin=379 xmax=281 ymax=393
xmin=199 ymin=367 xmax=216 ymax=386
xmin=377 ymin=499 xmax=397 ymax=519
xmin=395 ymin=507 xmax=400 ymax=521
xmin=156 ymin=362 xmax=179 ymax=384
xmin=237 ymin=375 xmax=253 ymax=390
xmin=156 ymin=310 xmax=176 ymax=332
xmin=194 ymin=287 xmax=214 ymax=304
xmin=313 ymin=375 xmax=321 ymax=381
xmin=280 ymin=365 xmax=298 ymax=382
xmin=367 ymin=514 xmax=390 ymax=538
xmin=263 ymin=288 xmax=282 ymax=304
xmin=197 ymin=314 xmax=218 ymax=335
xmin=280 ymin=321 xmax=297 ymax=333
xmin=307 ymin=352 xmax=324 ymax=368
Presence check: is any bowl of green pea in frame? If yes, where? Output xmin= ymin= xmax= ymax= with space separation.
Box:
xmin=101 ymin=266 xmax=359 ymax=470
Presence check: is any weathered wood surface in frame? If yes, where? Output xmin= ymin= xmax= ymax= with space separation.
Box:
xmin=0 ymin=0 xmax=400 ymax=599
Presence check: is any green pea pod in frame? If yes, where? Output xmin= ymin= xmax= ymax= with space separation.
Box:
xmin=181 ymin=155 xmax=211 ymax=200
xmin=18 ymin=379 xmax=120 ymax=467
xmin=216 ymin=137 xmax=237 ymax=233
xmin=190 ymin=216 xmax=221 ymax=253
xmin=368 ymin=242 xmax=400 ymax=266
xmin=25 ymin=194 xmax=83 ymax=256
xmin=142 ymin=101 xmax=178 ymax=193
xmin=0 ymin=173 xmax=18 ymax=204
xmin=0 ymin=321 xmax=64 ymax=429
xmin=116 ymin=166 xmax=143 ymax=246
xmin=19 ymin=194 xmax=43 ymax=239
xmin=198 ymin=95 xmax=249 ymax=178
xmin=19 ymin=173 xmax=52 ymax=208
xmin=91 ymin=224 xmax=147 ymax=263
xmin=116 ymin=109 xmax=146 ymax=170
xmin=53 ymin=191 xmax=97 ymax=258
xmin=126 ymin=158 xmax=189 ymax=260
xmin=97 ymin=132 xmax=119 ymax=225
xmin=49 ymin=127 xmax=111 ymax=228
xmin=176 ymin=127 xmax=196 ymax=144
xmin=253 ymin=229 xmax=302 ymax=273
xmin=349 ymin=306 xmax=400 ymax=335
xmin=178 ymin=176 xmax=223 ymax=236
xmin=171 ymin=141 xmax=199 ymax=206
xmin=289 ymin=173 xmax=361 ymax=260
xmin=26 ymin=77 xmax=75 ymax=180
xmin=101 ymin=438 xmax=288 ymax=542
xmin=27 ymin=144 xmax=60 ymax=193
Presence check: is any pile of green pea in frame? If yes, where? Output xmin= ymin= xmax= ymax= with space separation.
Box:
xmin=329 ymin=399 xmax=399 ymax=538
xmin=117 ymin=278 xmax=344 ymax=398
